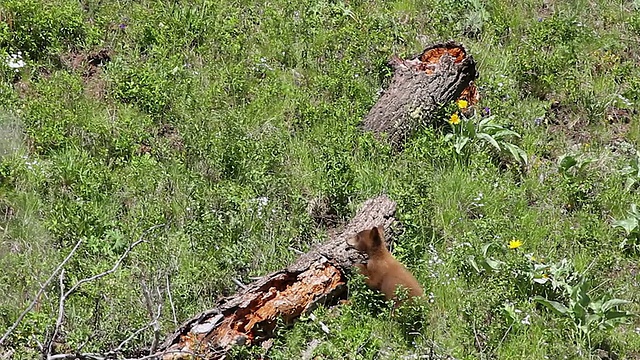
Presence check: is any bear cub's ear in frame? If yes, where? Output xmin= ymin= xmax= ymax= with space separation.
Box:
xmin=371 ymin=226 xmax=384 ymax=246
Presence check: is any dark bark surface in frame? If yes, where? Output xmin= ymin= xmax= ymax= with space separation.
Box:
xmin=155 ymin=195 xmax=397 ymax=359
xmin=363 ymin=41 xmax=477 ymax=149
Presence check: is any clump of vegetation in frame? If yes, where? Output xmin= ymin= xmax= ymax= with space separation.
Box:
xmin=1 ymin=0 xmax=639 ymax=359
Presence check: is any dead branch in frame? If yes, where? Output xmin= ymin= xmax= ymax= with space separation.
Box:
xmin=65 ymin=224 xmax=165 ymax=297
xmin=140 ymin=280 xmax=163 ymax=354
xmin=0 ymin=239 xmax=83 ymax=347
xmin=42 ymin=224 xmax=165 ymax=360
xmin=165 ymin=275 xmax=177 ymax=326
xmin=44 ymin=270 xmax=67 ymax=357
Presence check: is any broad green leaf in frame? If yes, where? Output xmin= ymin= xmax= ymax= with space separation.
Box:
xmin=481 ymin=242 xmax=499 ymax=256
xmin=559 ymin=155 xmax=577 ymax=173
xmin=485 ymin=258 xmax=503 ymax=271
xmin=612 ymin=217 xmax=638 ymax=235
xmin=585 ymin=314 xmax=601 ymax=326
xmin=478 ymin=116 xmax=495 ymax=127
xmin=503 ymin=143 xmax=528 ymax=165
xmin=604 ymin=310 xmax=634 ymax=321
xmin=624 ymin=177 xmax=637 ymax=192
xmin=602 ymin=299 xmax=632 ymax=312
xmin=534 ymin=296 xmax=569 ymax=316
xmin=454 ymin=137 xmax=470 ymax=154
xmin=533 ymin=276 xmax=550 ymax=284
xmin=467 ymin=255 xmax=481 ymax=273
xmin=573 ymin=302 xmax=586 ymax=321
xmin=493 ymin=129 xmax=521 ymax=139
xmin=477 ymin=133 xmax=501 ymax=152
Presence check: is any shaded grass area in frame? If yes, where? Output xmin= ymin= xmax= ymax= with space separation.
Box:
xmin=1 ymin=0 xmax=639 ymax=358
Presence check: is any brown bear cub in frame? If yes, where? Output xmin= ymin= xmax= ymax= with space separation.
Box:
xmin=347 ymin=226 xmax=423 ymax=303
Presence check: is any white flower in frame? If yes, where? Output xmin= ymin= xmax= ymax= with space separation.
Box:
xmin=6 ymin=52 xmax=26 ymax=71
xmin=521 ymin=314 xmax=531 ymax=325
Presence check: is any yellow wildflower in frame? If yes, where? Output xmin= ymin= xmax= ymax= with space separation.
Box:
xmin=457 ymin=99 xmax=469 ymax=109
xmin=449 ymin=113 xmax=460 ymax=125
xmin=508 ymin=239 xmax=523 ymax=249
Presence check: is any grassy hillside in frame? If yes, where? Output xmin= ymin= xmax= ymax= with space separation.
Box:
xmin=1 ymin=0 xmax=639 ymax=358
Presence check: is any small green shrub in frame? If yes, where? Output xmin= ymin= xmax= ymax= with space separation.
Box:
xmin=444 ymin=109 xmax=528 ymax=165
xmin=534 ymin=276 xmax=634 ymax=347
xmin=612 ymin=203 xmax=640 ymax=252
xmin=0 ymin=0 xmax=97 ymax=62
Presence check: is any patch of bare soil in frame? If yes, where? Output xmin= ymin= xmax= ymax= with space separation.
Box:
xmin=546 ymin=101 xmax=594 ymax=145
xmin=545 ymin=100 xmax=635 ymax=150
xmin=136 ymin=124 xmax=184 ymax=156
xmin=158 ymin=123 xmax=184 ymax=152
xmin=60 ymin=48 xmax=112 ymax=99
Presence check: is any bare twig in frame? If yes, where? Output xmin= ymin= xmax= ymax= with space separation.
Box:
xmin=288 ymin=246 xmax=305 ymax=255
xmin=150 ymin=304 xmax=162 ymax=354
xmin=0 ymin=239 xmax=82 ymax=347
xmin=43 ymin=224 xmax=165 ymax=360
xmin=231 ymin=278 xmax=247 ymax=290
xmin=165 ymin=274 xmax=177 ymax=326
xmin=48 ymin=353 xmax=107 ymax=360
xmin=124 ymin=349 xmax=211 ymax=360
xmin=140 ymin=280 xmax=163 ymax=354
xmin=65 ymin=224 xmax=165 ymax=296
xmin=111 ymin=322 xmax=153 ymax=354
xmin=46 ymin=270 xmax=67 ymax=356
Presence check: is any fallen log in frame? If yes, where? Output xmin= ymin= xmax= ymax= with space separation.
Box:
xmin=363 ymin=41 xmax=478 ymax=148
xmin=155 ymin=195 xmax=398 ymax=359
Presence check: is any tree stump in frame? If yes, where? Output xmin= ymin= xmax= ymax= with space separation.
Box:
xmin=363 ymin=41 xmax=477 ymax=149
xmin=156 ymin=195 xmax=398 ymax=359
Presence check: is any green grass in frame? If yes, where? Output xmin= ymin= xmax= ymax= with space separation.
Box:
xmin=1 ymin=0 xmax=640 ymax=359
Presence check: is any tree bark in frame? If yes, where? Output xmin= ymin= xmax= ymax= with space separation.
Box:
xmin=363 ymin=41 xmax=477 ymax=149
xmin=155 ymin=195 xmax=398 ymax=359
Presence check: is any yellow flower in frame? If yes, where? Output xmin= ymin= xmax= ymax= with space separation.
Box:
xmin=457 ymin=99 xmax=468 ymax=109
xmin=508 ymin=239 xmax=523 ymax=249
xmin=449 ymin=113 xmax=460 ymax=125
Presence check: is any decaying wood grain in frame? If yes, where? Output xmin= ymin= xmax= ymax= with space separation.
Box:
xmin=363 ymin=41 xmax=478 ymax=148
xmin=155 ymin=195 xmax=397 ymax=359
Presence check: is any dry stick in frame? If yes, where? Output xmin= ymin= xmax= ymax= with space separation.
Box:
xmin=45 ymin=270 xmax=67 ymax=356
xmin=48 ymin=353 xmax=106 ymax=360
xmin=124 ymin=349 xmax=210 ymax=360
xmin=44 ymin=224 xmax=165 ymax=360
xmin=0 ymin=239 xmax=83 ymax=347
xmin=110 ymin=314 xmax=158 ymax=355
xmin=165 ymin=274 xmax=177 ymax=326
xmin=140 ymin=280 xmax=163 ymax=354
xmin=46 ymin=317 xmax=160 ymax=360
xmin=113 ymin=324 xmax=152 ymax=354
xmin=65 ymin=224 xmax=165 ymax=297
xmin=231 ymin=278 xmax=247 ymax=290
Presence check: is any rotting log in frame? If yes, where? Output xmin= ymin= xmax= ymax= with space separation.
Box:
xmin=155 ymin=195 xmax=398 ymax=359
xmin=363 ymin=41 xmax=478 ymax=149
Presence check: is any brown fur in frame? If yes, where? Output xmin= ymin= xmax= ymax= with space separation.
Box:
xmin=347 ymin=226 xmax=423 ymax=302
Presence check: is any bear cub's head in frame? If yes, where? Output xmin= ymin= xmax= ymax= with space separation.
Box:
xmin=347 ymin=226 xmax=384 ymax=254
